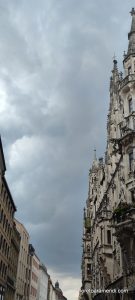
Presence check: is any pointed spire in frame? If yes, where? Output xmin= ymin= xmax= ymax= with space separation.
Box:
xmin=112 ymin=54 xmax=118 ymax=73
xmin=113 ymin=58 xmax=118 ymax=70
xmin=83 ymin=207 xmax=86 ymax=219
xmin=92 ymin=148 xmax=98 ymax=169
xmin=94 ymin=148 xmax=97 ymax=161
xmin=128 ymin=8 xmax=135 ymax=55
xmin=110 ymin=56 xmax=119 ymax=87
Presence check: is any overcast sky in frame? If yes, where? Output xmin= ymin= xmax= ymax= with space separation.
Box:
xmin=0 ymin=1 xmax=135 ymax=299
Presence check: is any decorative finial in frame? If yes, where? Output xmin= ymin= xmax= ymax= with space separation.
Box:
xmin=94 ymin=148 xmax=97 ymax=160
xmin=130 ymin=8 xmax=135 ymax=16
xmin=113 ymin=53 xmax=116 ymax=61
xmin=120 ymin=72 xmax=123 ymax=80
xmin=113 ymin=54 xmax=117 ymax=67
xmin=123 ymin=51 xmax=126 ymax=58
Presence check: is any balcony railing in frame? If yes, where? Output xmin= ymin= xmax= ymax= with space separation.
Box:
xmin=120 ymin=115 xmax=135 ymax=137
xmin=119 ymin=73 xmax=135 ymax=90
xmin=99 ymin=210 xmax=112 ymax=219
xmin=113 ymin=207 xmax=135 ymax=224
xmin=99 ymin=244 xmax=112 ymax=256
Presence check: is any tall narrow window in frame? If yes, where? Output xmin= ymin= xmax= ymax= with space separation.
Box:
xmin=87 ymin=244 xmax=90 ymax=254
xmin=131 ymin=190 xmax=135 ymax=202
xmin=107 ymin=230 xmax=111 ymax=244
xmin=129 ymin=98 xmax=133 ymax=113
xmin=128 ymin=66 xmax=131 ymax=75
xmin=133 ymin=118 xmax=135 ymax=130
xmin=101 ymin=227 xmax=103 ymax=244
xmin=87 ymin=263 xmax=91 ymax=276
xmin=94 ymin=196 xmax=97 ymax=216
xmin=129 ymin=151 xmax=134 ymax=171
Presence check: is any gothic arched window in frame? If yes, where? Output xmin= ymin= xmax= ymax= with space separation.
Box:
xmin=129 ymin=97 xmax=133 ymax=113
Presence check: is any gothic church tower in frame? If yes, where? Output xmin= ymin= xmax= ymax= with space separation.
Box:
xmin=81 ymin=8 xmax=135 ymax=300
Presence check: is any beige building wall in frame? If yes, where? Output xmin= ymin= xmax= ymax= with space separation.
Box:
xmin=15 ymin=219 xmax=29 ymax=300
xmin=37 ymin=263 xmax=49 ymax=300
xmin=5 ymin=222 xmax=21 ymax=300
xmin=29 ymin=247 xmax=40 ymax=300
xmin=0 ymin=137 xmax=17 ymax=300
xmin=48 ymin=281 xmax=53 ymax=300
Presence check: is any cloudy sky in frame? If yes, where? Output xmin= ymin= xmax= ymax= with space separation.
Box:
xmin=0 ymin=0 xmax=135 ymax=299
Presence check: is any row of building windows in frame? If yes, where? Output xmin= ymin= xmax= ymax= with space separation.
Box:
xmin=22 ymin=230 xmax=29 ymax=244
xmin=20 ymin=245 xmax=28 ymax=264
xmin=33 ymin=258 xmax=39 ymax=270
xmin=26 ymin=268 xmax=31 ymax=281
xmin=120 ymin=96 xmax=133 ymax=114
xmin=19 ymin=261 xmax=27 ymax=279
xmin=32 ymin=271 xmax=38 ymax=283
xmin=100 ymin=229 xmax=111 ymax=245
xmin=0 ymin=207 xmax=12 ymax=237
xmin=0 ymin=234 xmax=9 ymax=258
xmin=0 ymin=183 xmax=14 ymax=217
xmin=0 ymin=260 xmax=7 ymax=279
xmin=31 ymin=286 xmax=37 ymax=297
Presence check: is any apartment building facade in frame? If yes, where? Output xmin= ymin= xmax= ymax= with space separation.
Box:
xmin=15 ymin=219 xmax=29 ymax=300
xmin=28 ymin=244 xmax=40 ymax=300
xmin=5 ymin=222 xmax=20 ymax=300
xmin=48 ymin=280 xmax=67 ymax=300
xmin=0 ymin=137 xmax=17 ymax=300
xmin=37 ymin=263 xmax=49 ymax=300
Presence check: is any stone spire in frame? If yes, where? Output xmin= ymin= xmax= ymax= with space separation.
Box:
xmin=94 ymin=148 xmax=97 ymax=161
xmin=92 ymin=148 xmax=97 ymax=166
xmin=112 ymin=58 xmax=119 ymax=79
xmin=128 ymin=8 xmax=135 ymax=55
xmin=110 ymin=58 xmax=119 ymax=95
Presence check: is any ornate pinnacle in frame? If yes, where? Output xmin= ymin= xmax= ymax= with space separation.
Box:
xmin=130 ymin=8 xmax=135 ymax=16
xmin=94 ymin=148 xmax=97 ymax=160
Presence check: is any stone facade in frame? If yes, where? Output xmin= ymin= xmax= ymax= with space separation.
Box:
xmin=48 ymin=280 xmax=67 ymax=300
xmin=37 ymin=263 xmax=49 ymax=300
xmin=48 ymin=277 xmax=53 ymax=300
xmin=27 ymin=244 xmax=40 ymax=300
xmin=81 ymin=8 xmax=135 ymax=300
xmin=0 ymin=137 xmax=17 ymax=300
xmin=15 ymin=219 xmax=29 ymax=300
xmin=54 ymin=282 xmax=67 ymax=300
xmin=5 ymin=222 xmax=20 ymax=300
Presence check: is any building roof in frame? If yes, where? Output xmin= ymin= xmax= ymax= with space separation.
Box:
xmin=55 ymin=281 xmax=63 ymax=294
xmin=0 ymin=135 xmax=6 ymax=174
xmin=3 ymin=176 xmax=16 ymax=211
xmin=39 ymin=262 xmax=48 ymax=274
xmin=14 ymin=218 xmax=29 ymax=236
